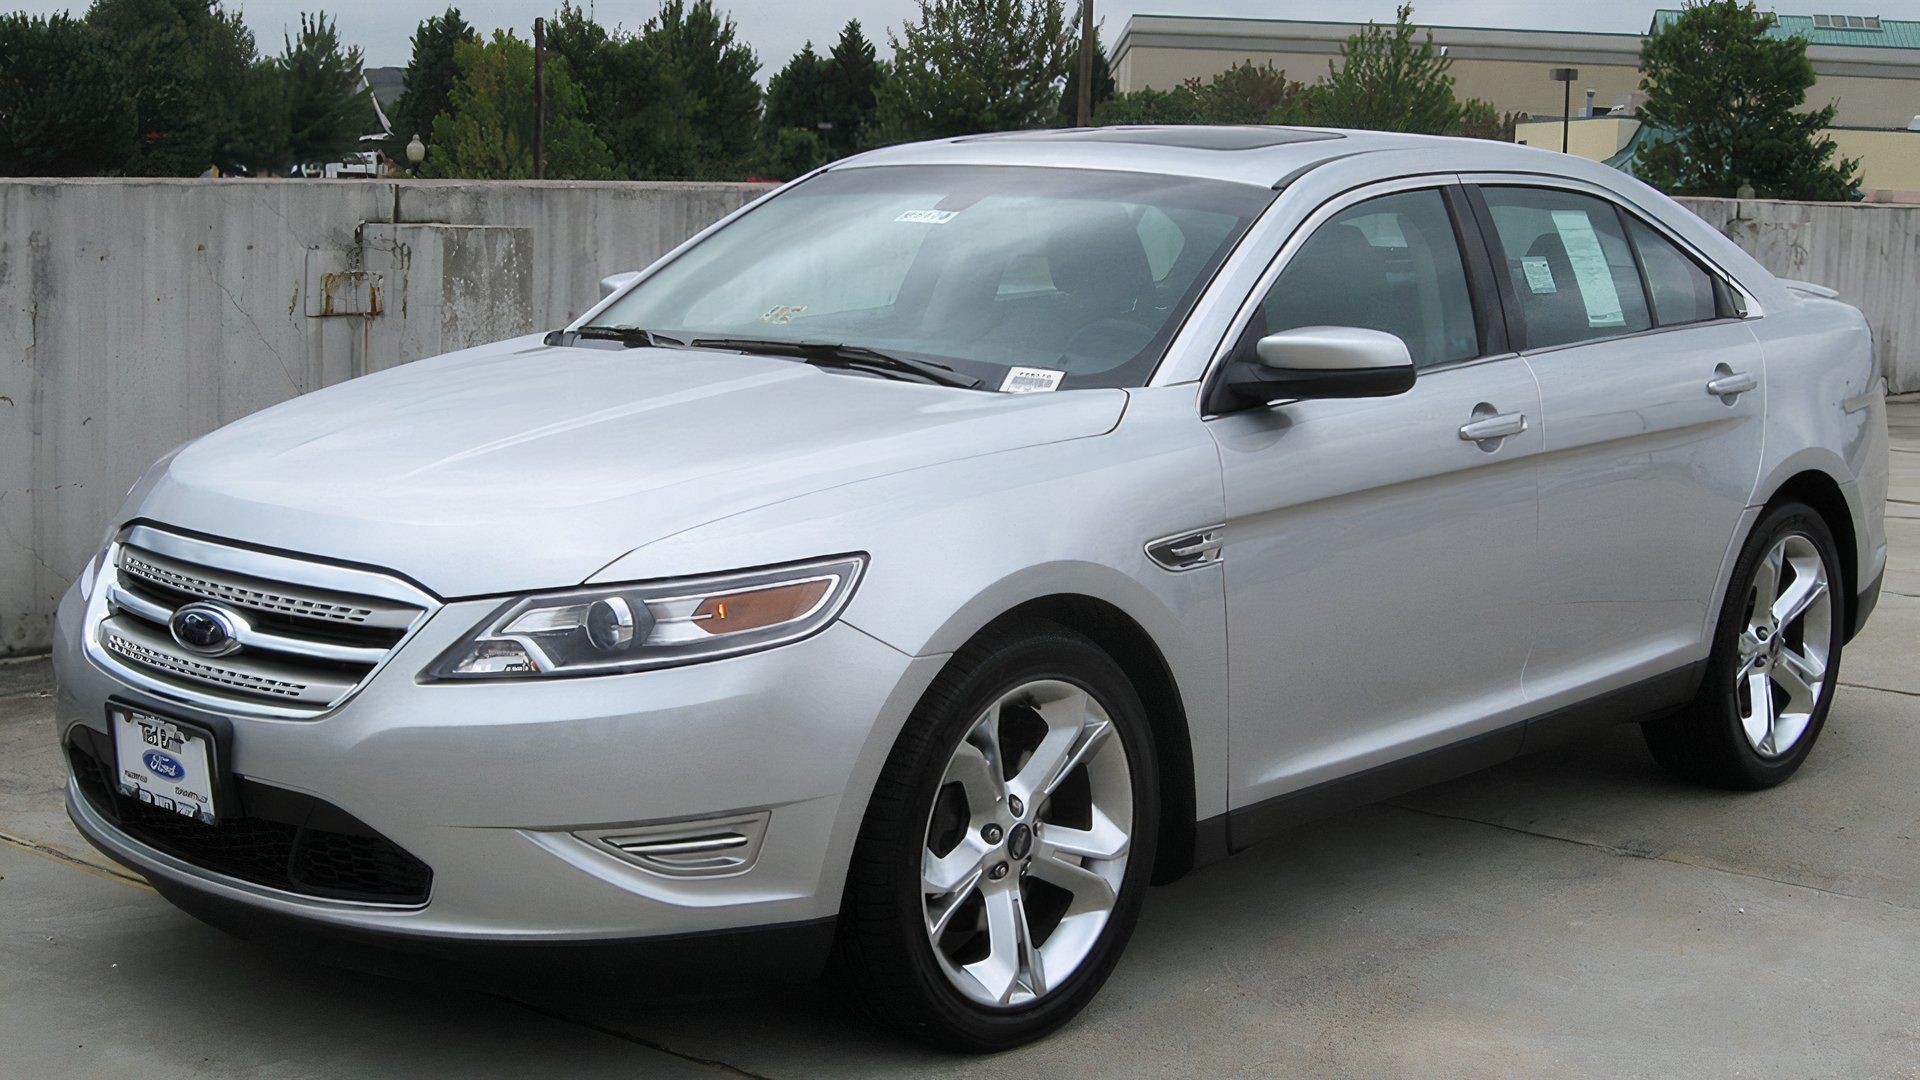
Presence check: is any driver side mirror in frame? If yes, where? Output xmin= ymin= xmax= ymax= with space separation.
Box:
xmin=1217 ymin=326 xmax=1416 ymax=410
xmin=599 ymin=271 xmax=642 ymax=300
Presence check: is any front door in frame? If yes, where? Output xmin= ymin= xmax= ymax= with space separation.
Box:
xmin=1206 ymin=183 xmax=1544 ymax=820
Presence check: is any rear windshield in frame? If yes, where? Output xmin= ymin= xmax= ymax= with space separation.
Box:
xmin=596 ymin=164 xmax=1275 ymax=390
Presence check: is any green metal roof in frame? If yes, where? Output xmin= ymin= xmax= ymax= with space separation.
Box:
xmin=1651 ymin=9 xmax=1920 ymax=49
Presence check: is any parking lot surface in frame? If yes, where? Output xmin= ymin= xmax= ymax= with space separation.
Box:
xmin=4 ymin=397 xmax=1917 ymax=1078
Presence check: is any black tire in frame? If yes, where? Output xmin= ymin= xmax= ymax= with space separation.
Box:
xmin=1643 ymin=502 xmax=1846 ymax=790
xmin=831 ymin=620 xmax=1160 ymax=1052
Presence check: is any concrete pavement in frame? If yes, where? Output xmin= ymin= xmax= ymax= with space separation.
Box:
xmin=4 ymin=397 xmax=1918 ymax=1078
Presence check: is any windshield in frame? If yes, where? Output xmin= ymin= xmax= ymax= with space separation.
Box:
xmin=595 ymin=165 xmax=1274 ymax=391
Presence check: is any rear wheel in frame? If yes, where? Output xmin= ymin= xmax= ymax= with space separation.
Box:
xmin=833 ymin=622 xmax=1158 ymax=1051
xmin=1644 ymin=503 xmax=1844 ymax=789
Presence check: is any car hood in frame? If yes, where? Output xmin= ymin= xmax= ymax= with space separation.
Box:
xmin=136 ymin=336 xmax=1127 ymax=597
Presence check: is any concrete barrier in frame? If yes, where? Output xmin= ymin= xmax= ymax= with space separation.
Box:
xmin=1677 ymin=196 xmax=1920 ymax=394
xmin=0 ymin=178 xmax=768 ymax=655
xmin=1 ymin=181 xmax=1913 ymax=656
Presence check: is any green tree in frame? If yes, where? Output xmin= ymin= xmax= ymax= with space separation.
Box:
xmin=820 ymin=19 xmax=884 ymax=156
xmin=546 ymin=3 xmax=697 ymax=180
xmin=1056 ymin=25 xmax=1114 ymax=125
xmin=421 ymin=29 xmax=614 ymax=179
xmin=875 ymin=0 xmax=1073 ymax=142
xmin=1636 ymin=0 xmax=1859 ymax=200
xmin=638 ymin=0 xmax=761 ymax=178
xmin=763 ymin=41 xmax=829 ymax=141
xmin=0 ymin=12 xmax=137 ymax=175
xmin=390 ymin=7 xmax=473 ymax=158
xmin=1305 ymin=3 xmax=1465 ymax=135
xmin=276 ymin=12 xmax=377 ymax=167
xmin=1095 ymin=61 xmax=1303 ymax=126
xmin=83 ymin=0 xmax=270 ymax=174
xmin=1096 ymin=86 xmax=1203 ymax=126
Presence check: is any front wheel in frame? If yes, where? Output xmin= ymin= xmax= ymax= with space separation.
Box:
xmin=832 ymin=621 xmax=1159 ymax=1051
xmin=1644 ymin=502 xmax=1845 ymax=789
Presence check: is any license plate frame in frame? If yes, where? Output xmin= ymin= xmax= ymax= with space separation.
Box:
xmin=108 ymin=705 xmax=228 ymax=825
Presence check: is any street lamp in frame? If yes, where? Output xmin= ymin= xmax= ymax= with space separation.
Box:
xmin=1550 ymin=68 xmax=1578 ymax=154
xmin=406 ymin=134 xmax=425 ymax=176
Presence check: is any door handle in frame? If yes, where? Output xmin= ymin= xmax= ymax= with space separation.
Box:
xmin=1458 ymin=411 xmax=1528 ymax=443
xmin=1707 ymin=370 xmax=1758 ymax=401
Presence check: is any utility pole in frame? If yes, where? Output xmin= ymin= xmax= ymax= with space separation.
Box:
xmin=533 ymin=17 xmax=547 ymax=179
xmin=1076 ymin=0 xmax=1094 ymax=127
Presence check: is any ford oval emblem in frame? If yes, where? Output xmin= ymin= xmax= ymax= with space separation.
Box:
xmin=143 ymin=749 xmax=186 ymax=781
xmin=169 ymin=602 xmax=243 ymax=658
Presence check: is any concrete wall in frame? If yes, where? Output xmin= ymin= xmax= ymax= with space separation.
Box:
xmin=0 ymin=178 xmax=767 ymax=656
xmin=1677 ymin=197 xmax=1920 ymax=396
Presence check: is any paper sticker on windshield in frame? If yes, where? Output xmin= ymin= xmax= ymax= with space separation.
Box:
xmin=1521 ymin=256 xmax=1557 ymax=295
xmin=895 ymin=209 xmax=958 ymax=225
xmin=759 ymin=304 xmax=806 ymax=324
xmin=1000 ymin=367 xmax=1065 ymax=394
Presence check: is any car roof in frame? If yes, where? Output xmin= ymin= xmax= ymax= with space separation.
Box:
xmin=832 ymin=125 xmax=1578 ymax=189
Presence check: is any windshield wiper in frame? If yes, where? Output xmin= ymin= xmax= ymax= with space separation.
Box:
xmin=689 ymin=337 xmax=983 ymax=390
xmin=544 ymin=325 xmax=686 ymax=348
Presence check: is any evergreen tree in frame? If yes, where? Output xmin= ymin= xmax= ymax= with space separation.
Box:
xmin=1636 ymin=0 xmax=1859 ymax=200
xmin=637 ymin=0 xmax=761 ymax=178
xmin=1305 ymin=3 xmax=1465 ymax=135
xmin=277 ymin=12 xmax=378 ymax=168
xmin=820 ymin=19 xmax=883 ymax=155
xmin=83 ymin=0 xmax=268 ymax=174
xmin=0 ymin=12 xmax=137 ymax=175
xmin=876 ymin=0 xmax=1074 ymax=142
xmin=391 ymin=7 xmax=473 ymax=159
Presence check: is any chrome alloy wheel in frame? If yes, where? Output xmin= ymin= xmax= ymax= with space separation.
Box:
xmin=1736 ymin=533 xmax=1834 ymax=758
xmin=921 ymin=679 xmax=1133 ymax=1008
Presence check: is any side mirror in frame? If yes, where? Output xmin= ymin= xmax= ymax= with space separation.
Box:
xmin=1219 ymin=326 xmax=1416 ymax=409
xmin=599 ymin=271 xmax=642 ymax=300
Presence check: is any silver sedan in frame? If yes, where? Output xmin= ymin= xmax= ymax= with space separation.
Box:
xmin=53 ymin=127 xmax=1889 ymax=1050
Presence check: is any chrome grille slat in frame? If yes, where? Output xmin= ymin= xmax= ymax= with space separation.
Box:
xmin=100 ymin=617 xmax=353 ymax=706
xmin=86 ymin=530 xmax=433 ymax=718
xmin=116 ymin=548 xmax=417 ymax=631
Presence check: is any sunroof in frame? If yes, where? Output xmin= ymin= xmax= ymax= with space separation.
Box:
xmin=1060 ymin=127 xmax=1345 ymax=150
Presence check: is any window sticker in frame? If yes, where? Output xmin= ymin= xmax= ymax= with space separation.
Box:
xmin=895 ymin=209 xmax=959 ymax=225
xmin=1550 ymin=210 xmax=1627 ymax=327
xmin=999 ymin=366 xmax=1065 ymax=393
xmin=1521 ymin=256 xmax=1557 ymax=294
xmin=758 ymin=304 xmax=807 ymax=324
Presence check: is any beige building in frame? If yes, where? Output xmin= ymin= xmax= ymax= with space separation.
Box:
xmin=1112 ymin=10 xmax=1920 ymax=193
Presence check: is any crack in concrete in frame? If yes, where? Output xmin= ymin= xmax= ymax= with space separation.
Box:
xmin=0 ymin=829 xmax=153 ymax=892
xmin=483 ymin=993 xmax=776 ymax=1079
xmin=1841 ymin=681 xmax=1920 ymax=700
xmin=1387 ymin=803 xmax=1914 ymax=914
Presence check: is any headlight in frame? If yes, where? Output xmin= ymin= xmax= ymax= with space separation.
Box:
xmin=425 ymin=555 xmax=866 ymax=680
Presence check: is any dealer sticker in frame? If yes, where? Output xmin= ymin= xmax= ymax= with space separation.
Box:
xmin=895 ymin=209 xmax=959 ymax=225
xmin=999 ymin=367 xmax=1065 ymax=393
xmin=1521 ymin=256 xmax=1557 ymax=294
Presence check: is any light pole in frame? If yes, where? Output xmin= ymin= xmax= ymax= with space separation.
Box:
xmin=1550 ymin=68 xmax=1578 ymax=154
xmin=533 ymin=17 xmax=547 ymax=180
xmin=1077 ymin=0 xmax=1095 ymax=127
xmin=406 ymin=134 xmax=425 ymax=177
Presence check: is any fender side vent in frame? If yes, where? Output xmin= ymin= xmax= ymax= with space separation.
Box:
xmin=1147 ymin=526 xmax=1226 ymax=572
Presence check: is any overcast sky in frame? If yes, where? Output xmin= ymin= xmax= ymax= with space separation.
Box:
xmin=14 ymin=0 xmax=1920 ymax=72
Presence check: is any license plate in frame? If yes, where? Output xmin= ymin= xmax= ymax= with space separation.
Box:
xmin=111 ymin=708 xmax=221 ymax=823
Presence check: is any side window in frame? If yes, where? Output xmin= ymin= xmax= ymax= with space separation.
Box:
xmin=1247 ymin=188 xmax=1479 ymax=370
xmin=1626 ymin=217 xmax=1720 ymax=326
xmin=1480 ymin=187 xmax=1652 ymax=349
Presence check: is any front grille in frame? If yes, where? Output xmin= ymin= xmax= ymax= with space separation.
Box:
xmin=87 ymin=527 xmax=431 ymax=717
xmin=67 ymin=733 xmax=432 ymax=906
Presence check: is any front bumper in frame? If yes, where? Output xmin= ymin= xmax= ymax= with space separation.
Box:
xmin=53 ymin=577 xmax=943 ymax=956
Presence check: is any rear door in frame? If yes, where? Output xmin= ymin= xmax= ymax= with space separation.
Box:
xmin=1206 ymin=179 xmax=1545 ymax=819
xmin=1466 ymin=180 xmax=1765 ymax=706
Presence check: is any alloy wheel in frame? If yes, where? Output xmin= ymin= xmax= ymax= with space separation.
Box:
xmin=1735 ymin=533 xmax=1834 ymax=758
xmin=920 ymin=678 xmax=1133 ymax=1008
